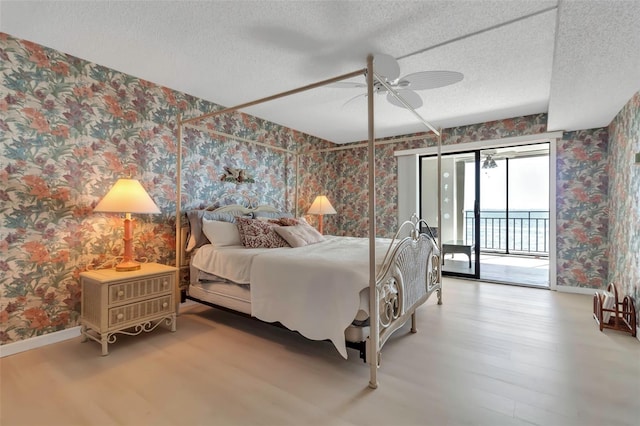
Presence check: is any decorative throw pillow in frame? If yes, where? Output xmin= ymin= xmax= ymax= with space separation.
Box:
xmin=202 ymin=219 xmax=242 ymax=247
xmin=235 ymin=217 xmax=290 ymax=248
xmin=274 ymin=224 xmax=325 ymax=248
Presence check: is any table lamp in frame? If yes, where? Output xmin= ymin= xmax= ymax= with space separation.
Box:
xmin=307 ymin=195 xmax=336 ymax=234
xmin=94 ymin=178 xmax=161 ymax=271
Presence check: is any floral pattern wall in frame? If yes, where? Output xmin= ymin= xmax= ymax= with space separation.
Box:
xmin=0 ymin=31 xmax=628 ymax=347
xmin=607 ymin=91 xmax=639 ymax=326
xmin=0 ymin=33 xmax=328 ymax=345
xmin=556 ymin=129 xmax=609 ymax=289
xmin=333 ymin=115 xmax=548 ymax=237
xmin=332 ymin=116 xmax=612 ymax=291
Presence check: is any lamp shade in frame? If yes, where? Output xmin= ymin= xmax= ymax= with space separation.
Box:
xmin=307 ymin=195 xmax=336 ymax=215
xmin=94 ymin=178 xmax=161 ymax=214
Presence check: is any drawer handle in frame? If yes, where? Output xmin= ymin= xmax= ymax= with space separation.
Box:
xmin=162 ymin=302 xmax=168 ymax=308
xmin=116 ymin=313 xmax=124 ymax=320
xmin=163 ymin=280 xmax=169 ymax=288
xmin=117 ymin=291 xmax=124 ymax=297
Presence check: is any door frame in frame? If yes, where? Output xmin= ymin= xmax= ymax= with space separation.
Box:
xmin=419 ymin=150 xmax=481 ymax=279
xmin=395 ymin=132 xmax=561 ymax=290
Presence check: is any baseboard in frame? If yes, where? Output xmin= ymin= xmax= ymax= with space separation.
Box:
xmin=0 ymin=326 xmax=81 ymax=358
xmin=555 ymin=285 xmax=597 ymax=295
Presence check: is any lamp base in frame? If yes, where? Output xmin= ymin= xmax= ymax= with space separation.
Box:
xmin=116 ymin=215 xmax=140 ymax=271
xmin=115 ymin=260 xmax=141 ymax=272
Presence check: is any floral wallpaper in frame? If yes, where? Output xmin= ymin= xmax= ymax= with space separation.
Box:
xmin=556 ymin=129 xmax=609 ymax=289
xmin=607 ymin=91 xmax=640 ymax=326
xmin=0 ymin=33 xmax=327 ymax=345
xmin=0 ymin=34 xmax=183 ymax=344
xmin=331 ymin=116 xmax=612 ymax=292
xmin=0 ymin=30 xmax=632 ymax=347
xmin=332 ymin=114 xmax=548 ymax=237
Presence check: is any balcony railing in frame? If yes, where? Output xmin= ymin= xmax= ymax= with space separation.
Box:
xmin=464 ymin=210 xmax=549 ymax=255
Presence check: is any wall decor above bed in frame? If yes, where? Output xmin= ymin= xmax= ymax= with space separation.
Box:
xmin=220 ymin=166 xmax=255 ymax=184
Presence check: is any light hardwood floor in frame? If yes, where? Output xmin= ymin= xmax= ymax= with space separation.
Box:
xmin=1 ymin=278 xmax=638 ymax=426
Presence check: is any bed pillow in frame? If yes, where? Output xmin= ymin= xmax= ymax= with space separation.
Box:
xmin=185 ymin=210 xmax=249 ymax=251
xmin=202 ymin=219 xmax=242 ymax=247
xmin=236 ymin=217 xmax=290 ymax=248
xmin=274 ymin=223 xmax=325 ymax=248
xmin=298 ymin=216 xmax=311 ymax=225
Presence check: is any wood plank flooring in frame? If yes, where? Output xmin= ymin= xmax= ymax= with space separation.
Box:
xmin=1 ymin=278 xmax=638 ymax=426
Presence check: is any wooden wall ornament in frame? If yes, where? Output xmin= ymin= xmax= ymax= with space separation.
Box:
xmin=220 ymin=166 xmax=255 ymax=183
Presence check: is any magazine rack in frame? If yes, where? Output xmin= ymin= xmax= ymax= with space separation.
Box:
xmin=593 ymin=283 xmax=636 ymax=337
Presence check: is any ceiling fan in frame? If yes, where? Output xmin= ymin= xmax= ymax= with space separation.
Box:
xmin=332 ymin=54 xmax=464 ymax=109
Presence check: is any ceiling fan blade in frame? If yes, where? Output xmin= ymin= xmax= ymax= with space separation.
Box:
xmin=342 ymin=93 xmax=366 ymax=108
xmin=387 ymin=89 xmax=423 ymax=109
xmin=400 ymin=71 xmax=464 ymax=90
xmin=327 ymin=81 xmax=367 ymax=89
xmin=373 ymin=53 xmax=400 ymax=82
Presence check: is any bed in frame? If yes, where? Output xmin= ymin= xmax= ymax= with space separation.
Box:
xmin=175 ymin=55 xmax=444 ymax=388
xmin=181 ymin=204 xmax=441 ymax=366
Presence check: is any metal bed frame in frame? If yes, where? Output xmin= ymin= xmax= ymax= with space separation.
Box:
xmin=175 ymin=55 xmax=443 ymax=388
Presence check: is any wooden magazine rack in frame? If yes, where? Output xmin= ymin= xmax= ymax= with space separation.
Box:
xmin=593 ymin=283 xmax=636 ymax=337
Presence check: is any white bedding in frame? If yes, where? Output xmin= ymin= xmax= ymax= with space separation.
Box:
xmin=191 ymin=244 xmax=288 ymax=284
xmin=190 ymin=235 xmax=395 ymax=358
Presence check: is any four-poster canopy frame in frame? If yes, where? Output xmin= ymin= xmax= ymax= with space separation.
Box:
xmin=174 ymin=54 xmax=443 ymax=389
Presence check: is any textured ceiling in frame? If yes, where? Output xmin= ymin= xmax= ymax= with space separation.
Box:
xmin=1 ymin=1 xmax=639 ymax=144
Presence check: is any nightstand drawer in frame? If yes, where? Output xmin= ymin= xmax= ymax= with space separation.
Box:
xmin=109 ymin=295 xmax=173 ymax=328
xmin=108 ymin=274 xmax=173 ymax=305
xmin=80 ymin=262 xmax=177 ymax=355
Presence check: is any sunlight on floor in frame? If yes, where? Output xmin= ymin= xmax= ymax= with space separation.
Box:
xmin=480 ymin=253 xmax=549 ymax=268
xmin=443 ymin=253 xmax=550 ymax=288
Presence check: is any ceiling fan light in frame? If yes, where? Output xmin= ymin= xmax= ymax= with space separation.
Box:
xmin=338 ymin=53 xmax=462 ymax=111
xmin=482 ymin=155 xmax=498 ymax=169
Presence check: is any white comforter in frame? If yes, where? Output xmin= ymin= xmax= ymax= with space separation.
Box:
xmin=191 ymin=244 xmax=278 ymax=284
xmin=192 ymin=236 xmax=395 ymax=358
xmin=251 ymin=236 xmax=394 ymax=358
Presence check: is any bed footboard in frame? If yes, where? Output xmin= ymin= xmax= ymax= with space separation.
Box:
xmin=369 ymin=216 xmax=441 ymax=388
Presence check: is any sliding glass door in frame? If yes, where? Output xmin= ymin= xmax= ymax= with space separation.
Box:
xmin=420 ymin=151 xmax=479 ymax=279
xmin=478 ymin=144 xmax=550 ymax=286
xmin=420 ymin=143 xmax=550 ymax=286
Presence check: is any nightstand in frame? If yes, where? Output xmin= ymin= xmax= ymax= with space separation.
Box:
xmin=80 ymin=262 xmax=177 ymax=355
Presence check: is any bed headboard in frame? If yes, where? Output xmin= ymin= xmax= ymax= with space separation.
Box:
xmin=179 ymin=203 xmax=290 ymax=267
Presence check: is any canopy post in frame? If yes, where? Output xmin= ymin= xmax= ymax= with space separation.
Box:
xmin=367 ymin=54 xmax=378 ymax=390
xmin=295 ymin=150 xmax=299 ymax=217
xmin=175 ymin=113 xmax=183 ymax=313
xmin=437 ymin=128 xmax=443 ymax=302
